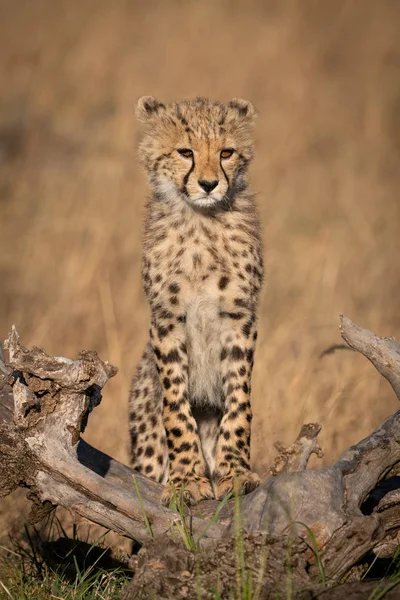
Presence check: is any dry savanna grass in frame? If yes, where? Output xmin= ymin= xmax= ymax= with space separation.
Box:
xmin=0 ymin=0 xmax=400 ymax=540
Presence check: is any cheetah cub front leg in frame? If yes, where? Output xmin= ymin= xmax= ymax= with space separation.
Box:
xmin=151 ymin=318 xmax=214 ymax=505
xmin=213 ymin=316 xmax=260 ymax=499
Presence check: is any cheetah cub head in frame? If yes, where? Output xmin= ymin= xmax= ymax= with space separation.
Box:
xmin=135 ymin=96 xmax=256 ymax=210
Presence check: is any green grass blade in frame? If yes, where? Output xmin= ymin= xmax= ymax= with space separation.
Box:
xmin=368 ymin=577 xmax=400 ymax=600
xmin=294 ymin=521 xmax=326 ymax=586
xmin=132 ymin=474 xmax=154 ymax=538
xmin=197 ymin=492 xmax=232 ymax=544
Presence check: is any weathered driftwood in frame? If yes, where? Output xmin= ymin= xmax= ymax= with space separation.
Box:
xmin=0 ymin=328 xmax=225 ymax=545
xmin=1 ymin=316 xmax=400 ymax=586
xmin=269 ymin=422 xmax=323 ymax=476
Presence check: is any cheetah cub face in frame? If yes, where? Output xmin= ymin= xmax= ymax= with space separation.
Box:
xmin=136 ymin=96 xmax=256 ymax=209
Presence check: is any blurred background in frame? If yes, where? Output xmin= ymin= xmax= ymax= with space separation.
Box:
xmin=0 ymin=0 xmax=399 ymax=542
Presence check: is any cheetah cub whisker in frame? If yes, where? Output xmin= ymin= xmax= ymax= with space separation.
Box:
xmin=129 ymin=96 xmax=264 ymax=505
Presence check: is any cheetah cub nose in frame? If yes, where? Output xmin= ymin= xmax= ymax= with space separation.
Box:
xmin=198 ymin=179 xmax=219 ymax=194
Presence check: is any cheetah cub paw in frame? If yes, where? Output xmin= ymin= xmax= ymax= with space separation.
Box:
xmin=161 ymin=475 xmax=214 ymax=506
xmin=214 ymin=469 xmax=260 ymax=500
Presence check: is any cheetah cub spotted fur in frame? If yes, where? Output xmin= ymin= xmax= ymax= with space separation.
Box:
xmin=129 ymin=96 xmax=264 ymax=505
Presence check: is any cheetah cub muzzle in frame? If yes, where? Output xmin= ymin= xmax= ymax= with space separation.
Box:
xmin=129 ymin=96 xmax=264 ymax=505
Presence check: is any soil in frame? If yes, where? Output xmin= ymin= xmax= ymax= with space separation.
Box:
xmin=121 ymin=534 xmax=400 ymax=599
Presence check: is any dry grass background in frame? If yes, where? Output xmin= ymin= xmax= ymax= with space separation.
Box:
xmin=0 ymin=0 xmax=400 ymax=538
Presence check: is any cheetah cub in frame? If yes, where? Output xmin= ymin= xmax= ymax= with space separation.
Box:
xmin=129 ymin=96 xmax=264 ymax=505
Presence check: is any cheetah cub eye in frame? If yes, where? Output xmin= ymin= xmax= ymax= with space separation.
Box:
xmin=177 ymin=148 xmax=193 ymax=159
xmin=220 ymin=148 xmax=235 ymax=159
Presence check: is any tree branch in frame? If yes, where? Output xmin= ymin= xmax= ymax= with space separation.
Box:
xmin=340 ymin=315 xmax=400 ymax=401
xmin=2 ymin=316 xmax=400 ymax=588
xmin=0 ymin=328 xmax=224 ymax=546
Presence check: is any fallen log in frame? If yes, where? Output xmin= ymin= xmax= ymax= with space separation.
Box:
xmin=1 ymin=316 xmax=400 ymax=593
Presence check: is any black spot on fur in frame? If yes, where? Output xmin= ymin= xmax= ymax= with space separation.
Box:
xmin=162 ymin=349 xmax=180 ymax=364
xmin=171 ymin=427 xmax=183 ymax=437
xmin=176 ymin=441 xmax=192 ymax=453
xmin=234 ymin=298 xmax=249 ymax=309
xmin=158 ymin=325 xmax=169 ymax=340
xmin=242 ymin=320 xmax=253 ymax=338
xmin=159 ymin=309 xmax=174 ymax=320
xmin=219 ymin=276 xmax=230 ymax=290
xmin=231 ymin=346 xmax=245 ymax=361
xmin=220 ymin=311 xmax=244 ymax=320
xmin=246 ymin=348 xmax=254 ymax=364
xmin=220 ymin=348 xmax=228 ymax=361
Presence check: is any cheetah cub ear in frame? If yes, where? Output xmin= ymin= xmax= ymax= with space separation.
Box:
xmin=135 ymin=96 xmax=166 ymax=122
xmin=227 ymin=98 xmax=257 ymax=122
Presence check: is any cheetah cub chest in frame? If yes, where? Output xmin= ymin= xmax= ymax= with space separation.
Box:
xmin=129 ymin=96 xmax=263 ymax=505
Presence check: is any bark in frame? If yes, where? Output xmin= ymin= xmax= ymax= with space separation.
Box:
xmin=1 ymin=316 xmax=400 ymax=590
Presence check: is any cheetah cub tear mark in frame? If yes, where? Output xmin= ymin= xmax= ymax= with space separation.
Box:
xmin=129 ymin=96 xmax=264 ymax=505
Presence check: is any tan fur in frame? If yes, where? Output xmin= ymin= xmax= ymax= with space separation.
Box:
xmin=129 ymin=97 xmax=263 ymax=504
